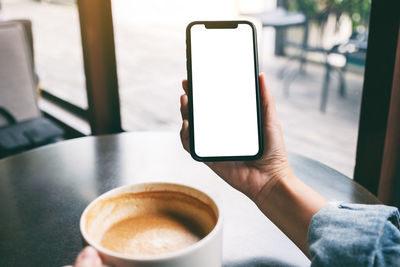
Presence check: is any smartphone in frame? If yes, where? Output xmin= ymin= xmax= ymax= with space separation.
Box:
xmin=186 ymin=21 xmax=263 ymax=161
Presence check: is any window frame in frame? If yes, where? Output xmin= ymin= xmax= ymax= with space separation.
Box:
xmin=354 ymin=0 xmax=400 ymax=207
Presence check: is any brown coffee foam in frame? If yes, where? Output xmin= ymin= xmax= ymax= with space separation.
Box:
xmin=100 ymin=213 xmax=202 ymax=256
xmin=85 ymin=190 xmax=217 ymax=256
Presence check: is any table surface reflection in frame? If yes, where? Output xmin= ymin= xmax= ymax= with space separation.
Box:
xmin=0 ymin=132 xmax=379 ymax=267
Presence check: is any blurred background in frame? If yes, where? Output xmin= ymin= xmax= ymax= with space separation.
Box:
xmin=0 ymin=0 xmax=371 ymax=177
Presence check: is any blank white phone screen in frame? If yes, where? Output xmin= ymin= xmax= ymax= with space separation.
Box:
xmin=190 ymin=23 xmax=260 ymax=157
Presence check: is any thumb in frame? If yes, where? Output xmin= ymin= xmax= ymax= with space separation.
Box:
xmin=259 ymin=73 xmax=279 ymax=126
xmin=74 ymin=246 xmax=102 ymax=267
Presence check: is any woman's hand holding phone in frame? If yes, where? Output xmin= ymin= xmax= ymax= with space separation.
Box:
xmin=180 ymin=73 xmax=293 ymax=203
xmin=180 ymin=73 xmax=328 ymax=257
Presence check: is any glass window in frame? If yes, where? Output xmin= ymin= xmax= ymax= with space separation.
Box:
xmin=112 ymin=0 xmax=239 ymax=131
xmin=113 ymin=0 xmax=370 ymax=178
xmin=2 ymin=0 xmax=369 ymax=177
xmin=270 ymin=0 xmax=370 ymax=177
xmin=1 ymin=0 xmax=87 ymax=108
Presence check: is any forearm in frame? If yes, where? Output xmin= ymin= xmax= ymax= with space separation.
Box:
xmin=255 ymin=172 xmax=328 ymax=258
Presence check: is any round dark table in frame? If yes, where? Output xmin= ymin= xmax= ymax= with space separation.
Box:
xmin=0 ymin=132 xmax=379 ymax=267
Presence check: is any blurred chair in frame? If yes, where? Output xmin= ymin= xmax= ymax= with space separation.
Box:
xmin=320 ymin=32 xmax=367 ymax=111
xmin=244 ymin=1 xmax=365 ymax=112
xmin=0 ymin=21 xmax=39 ymax=125
xmin=0 ymin=20 xmax=63 ymax=158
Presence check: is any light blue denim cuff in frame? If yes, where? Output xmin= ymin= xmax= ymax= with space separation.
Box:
xmin=307 ymin=203 xmax=400 ymax=266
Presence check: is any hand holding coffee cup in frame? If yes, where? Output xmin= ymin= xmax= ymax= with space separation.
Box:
xmin=63 ymin=246 xmax=102 ymax=267
xmin=80 ymin=183 xmax=222 ymax=267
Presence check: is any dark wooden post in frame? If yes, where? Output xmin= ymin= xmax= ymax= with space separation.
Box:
xmin=77 ymin=0 xmax=122 ymax=135
xmin=377 ymin=28 xmax=400 ymax=208
xmin=354 ymin=0 xmax=400 ymax=197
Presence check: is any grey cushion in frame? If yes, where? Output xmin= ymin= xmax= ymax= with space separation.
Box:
xmin=0 ymin=21 xmax=40 ymax=126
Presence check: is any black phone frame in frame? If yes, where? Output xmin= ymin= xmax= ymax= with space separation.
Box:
xmin=186 ymin=20 xmax=263 ymax=162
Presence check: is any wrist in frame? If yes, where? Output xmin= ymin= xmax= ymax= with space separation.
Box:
xmin=256 ymin=172 xmax=328 ymax=218
xmin=254 ymin=171 xmax=328 ymax=257
xmin=253 ymin=168 xmax=296 ymax=207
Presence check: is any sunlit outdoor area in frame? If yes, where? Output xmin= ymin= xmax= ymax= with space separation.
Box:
xmin=2 ymin=0 xmax=369 ymax=177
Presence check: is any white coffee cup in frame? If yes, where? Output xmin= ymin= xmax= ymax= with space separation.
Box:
xmin=80 ymin=182 xmax=222 ymax=267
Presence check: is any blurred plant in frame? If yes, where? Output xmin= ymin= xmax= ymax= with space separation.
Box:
xmin=287 ymin=0 xmax=371 ymax=32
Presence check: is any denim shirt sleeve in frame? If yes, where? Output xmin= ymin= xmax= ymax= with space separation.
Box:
xmin=307 ymin=203 xmax=400 ymax=266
